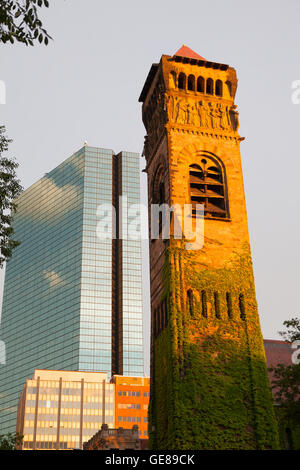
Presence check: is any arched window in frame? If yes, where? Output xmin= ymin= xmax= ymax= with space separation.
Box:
xmin=189 ymin=154 xmax=228 ymax=219
xmin=187 ymin=75 xmax=195 ymax=91
xmin=215 ymin=80 xmax=223 ymax=97
xmin=201 ymin=290 xmax=207 ymax=318
xmin=178 ymin=72 xmax=186 ymax=90
xmin=239 ymin=294 xmax=246 ymax=320
xmin=206 ymin=78 xmax=214 ymax=94
xmin=197 ymin=76 xmax=204 ymax=93
xmin=214 ymin=292 xmax=220 ymax=319
xmin=226 ymin=292 xmax=233 ymax=319
xmin=187 ymin=289 xmax=194 ymax=316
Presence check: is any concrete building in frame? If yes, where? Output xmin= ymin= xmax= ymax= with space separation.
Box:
xmin=16 ymin=369 xmax=115 ymax=450
xmin=0 ymin=145 xmax=144 ymax=433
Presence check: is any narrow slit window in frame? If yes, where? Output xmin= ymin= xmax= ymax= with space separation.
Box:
xmin=187 ymin=289 xmax=194 ymax=317
xmin=201 ymin=290 xmax=207 ymax=318
xmin=239 ymin=294 xmax=246 ymax=320
xmin=214 ymin=292 xmax=220 ymax=319
xmin=226 ymin=292 xmax=233 ymax=319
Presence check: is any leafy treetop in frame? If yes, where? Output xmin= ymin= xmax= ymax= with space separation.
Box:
xmin=0 ymin=432 xmax=23 ymax=450
xmin=0 ymin=126 xmax=23 ymax=267
xmin=279 ymin=318 xmax=300 ymax=343
xmin=0 ymin=0 xmax=51 ymax=46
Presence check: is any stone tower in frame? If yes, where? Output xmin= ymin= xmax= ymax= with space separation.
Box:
xmin=139 ymin=46 xmax=279 ymax=450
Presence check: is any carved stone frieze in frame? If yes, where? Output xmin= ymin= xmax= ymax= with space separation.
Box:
xmin=167 ymin=95 xmax=239 ymax=133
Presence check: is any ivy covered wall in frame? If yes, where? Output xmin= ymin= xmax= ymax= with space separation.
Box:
xmin=275 ymin=409 xmax=300 ymax=450
xmin=149 ymin=243 xmax=280 ymax=450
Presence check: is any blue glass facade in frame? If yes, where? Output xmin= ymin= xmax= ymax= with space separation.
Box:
xmin=121 ymin=152 xmax=144 ymax=376
xmin=0 ymin=146 xmax=144 ymax=433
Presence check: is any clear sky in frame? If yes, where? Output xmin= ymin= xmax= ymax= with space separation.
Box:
xmin=1 ymin=0 xmax=300 ymax=375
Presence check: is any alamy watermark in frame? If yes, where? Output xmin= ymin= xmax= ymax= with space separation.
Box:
xmin=0 ymin=340 xmax=5 ymax=365
xmin=96 ymin=197 xmax=204 ymax=250
xmin=291 ymin=340 xmax=300 ymax=364
xmin=291 ymin=80 xmax=300 ymax=104
xmin=0 ymin=80 xmax=6 ymax=104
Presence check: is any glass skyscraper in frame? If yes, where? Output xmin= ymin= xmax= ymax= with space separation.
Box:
xmin=0 ymin=146 xmax=144 ymax=433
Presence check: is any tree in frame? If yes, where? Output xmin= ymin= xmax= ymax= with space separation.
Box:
xmin=0 ymin=3 xmax=51 ymax=265
xmin=0 ymin=126 xmax=23 ymax=267
xmin=278 ymin=318 xmax=300 ymax=343
xmin=269 ymin=317 xmax=300 ymax=449
xmin=0 ymin=0 xmax=51 ymax=46
xmin=0 ymin=432 xmax=23 ymax=450
xmin=0 ymin=3 xmax=51 ymax=264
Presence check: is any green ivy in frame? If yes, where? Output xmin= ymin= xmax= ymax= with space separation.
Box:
xmin=275 ymin=408 xmax=300 ymax=450
xmin=149 ymin=242 xmax=280 ymax=450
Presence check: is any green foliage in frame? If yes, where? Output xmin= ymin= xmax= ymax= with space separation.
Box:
xmin=0 ymin=126 xmax=23 ymax=267
xmin=0 ymin=432 xmax=23 ymax=450
xmin=271 ymin=363 xmax=300 ymax=420
xmin=0 ymin=0 xmax=51 ymax=46
xmin=278 ymin=317 xmax=300 ymax=343
xmin=149 ymin=243 xmax=280 ymax=450
xmin=269 ymin=318 xmax=300 ymax=449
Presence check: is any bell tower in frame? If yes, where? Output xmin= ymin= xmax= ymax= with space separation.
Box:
xmin=139 ymin=46 xmax=279 ymax=450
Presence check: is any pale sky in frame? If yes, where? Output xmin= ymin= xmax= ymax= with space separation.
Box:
xmin=1 ymin=0 xmax=300 ymax=374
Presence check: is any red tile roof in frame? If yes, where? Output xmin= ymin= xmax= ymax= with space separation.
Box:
xmin=174 ymin=45 xmax=206 ymax=61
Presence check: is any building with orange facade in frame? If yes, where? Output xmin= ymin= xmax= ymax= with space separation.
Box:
xmin=111 ymin=375 xmax=150 ymax=440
